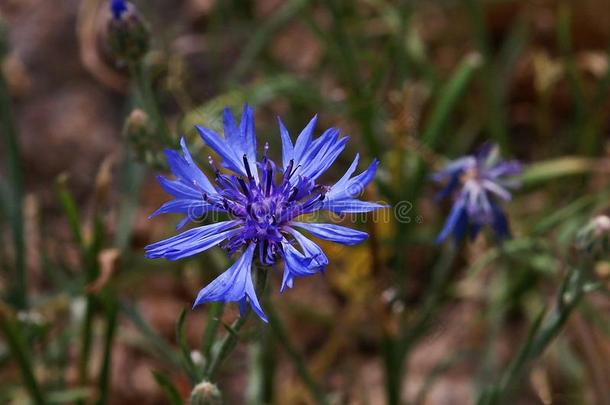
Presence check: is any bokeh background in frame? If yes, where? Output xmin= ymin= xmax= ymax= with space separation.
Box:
xmin=1 ymin=0 xmax=610 ymax=404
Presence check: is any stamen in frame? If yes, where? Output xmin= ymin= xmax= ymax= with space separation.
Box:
xmin=238 ymin=178 xmax=251 ymax=198
xmin=265 ymin=162 xmax=273 ymax=196
xmin=287 ymin=187 xmax=299 ymax=202
xmin=283 ymin=159 xmax=294 ymax=181
xmin=291 ymin=163 xmax=300 ymax=177
xmin=243 ymin=154 xmax=253 ymax=180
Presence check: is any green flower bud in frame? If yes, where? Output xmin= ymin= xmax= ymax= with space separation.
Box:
xmin=106 ymin=2 xmax=149 ymax=64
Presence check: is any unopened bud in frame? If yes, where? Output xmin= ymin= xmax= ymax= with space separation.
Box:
xmin=190 ymin=381 xmax=222 ymax=405
xmin=576 ymin=215 xmax=610 ymax=254
xmin=106 ymin=1 xmax=149 ymax=63
xmin=123 ymin=108 xmax=166 ymax=168
xmin=124 ymin=108 xmax=150 ymax=149
xmin=126 ymin=108 xmax=149 ymax=130
xmin=593 ymin=215 xmax=610 ymax=236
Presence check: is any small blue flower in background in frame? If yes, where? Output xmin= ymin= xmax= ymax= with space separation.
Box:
xmin=110 ymin=0 xmax=128 ymax=19
xmin=433 ymin=143 xmax=522 ymax=244
xmin=145 ymin=104 xmax=385 ymax=322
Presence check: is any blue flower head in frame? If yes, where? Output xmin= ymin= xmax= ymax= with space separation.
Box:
xmin=146 ymin=104 xmax=386 ymax=322
xmin=110 ymin=0 xmax=128 ymax=19
xmin=433 ymin=143 xmax=522 ymax=244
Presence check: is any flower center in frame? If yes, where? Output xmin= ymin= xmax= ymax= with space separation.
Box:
xmin=204 ymin=151 xmax=326 ymax=264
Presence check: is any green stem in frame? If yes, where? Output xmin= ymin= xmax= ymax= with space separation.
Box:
xmin=0 ymin=45 xmax=26 ymax=310
xmin=0 ymin=314 xmax=46 ymax=404
xmin=96 ymin=299 xmax=119 ymax=405
xmin=204 ymin=308 xmax=251 ymax=379
xmin=478 ymin=263 xmax=589 ymax=404
xmin=323 ymin=0 xmax=381 ymax=158
xmin=121 ymin=301 xmax=182 ymax=368
xmin=203 ymin=266 xmax=271 ymax=381
xmin=266 ymin=303 xmax=329 ymax=405
xmin=385 ymin=246 xmax=456 ymax=404
xmin=247 ymin=270 xmax=275 ymax=404
xmin=463 ymin=0 xmax=509 ymax=152
xmin=228 ymin=0 xmax=313 ymax=82
xmin=128 ymin=61 xmax=172 ymax=146
xmin=77 ymin=217 xmax=103 ymax=405
xmin=381 ymin=335 xmax=402 ymax=405
xmin=201 ymin=302 xmax=224 ymax=361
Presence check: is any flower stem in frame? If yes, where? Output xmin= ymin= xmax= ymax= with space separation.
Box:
xmin=476 ymin=260 xmax=591 ymax=405
xmin=266 ymin=303 xmax=329 ymax=405
xmin=127 ymin=61 xmax=172 ymax=147
xmin=384 ymin=245 xmax=456 ymax=404
xmin=204 ymin=307 xmax=251 ymax=380
xmin=247 ymin=270 xmax=275 ymax=404
xmin=203 ymin=268 xmax=269 ymax=380
xmin=0 ymin=39 xmax=26 ymax=310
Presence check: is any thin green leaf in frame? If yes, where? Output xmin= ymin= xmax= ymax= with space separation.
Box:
xmin=96 ymin=300 xmax=119 ymax=405
xmin=152 ymin=371 xmax=184 ymax=405
xmin=0 ymin=45 xmax=26 ymax=309
xmin=519 ymin=157 xmax=598 ymax=187
xmin=0 ymin=315 xmax=46 ymax=405
xmin=205 ymin=312 xmax=250 ymax=379
xmin=47 ymin=388 xmax=92 ymax=403
xmin=266 ymin=304 xmax=328 ymax=405
xmin=201 ymin=302 xmax=224 ymax=363
xmin=181 ymin=75 xmax=326 ymax=135
xmin=421 ymin=53 xmax=482 ymax=148
xmin=120 ymin=302 xmax=182 ymax=368
xmin=229 ymin=0 xmax=314 ymax=81
xmin=55 ymin=174 xmax=84 ymax=248
xmin=176 ymin=309 xmax=201 ymax=383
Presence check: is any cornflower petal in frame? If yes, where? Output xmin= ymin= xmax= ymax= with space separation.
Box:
xmin=293 ymin=115 xmax=317 ymax=163
xmin=193 ymin=244 xmax=267 ymax=322
xmin=436 ymin=199 xmax=467 ymax=244
xmin=291 ymin=222 xmax=368 ymax=245
xmin=145 ymin=220 xmax=240 ymax=260
xmin=277 ymin=117 xmax=294 ymax=170
xmin=280 ymin=243 xmax=320 ymax=292
xmin=195 ymin=125 xmax=246 ymax=176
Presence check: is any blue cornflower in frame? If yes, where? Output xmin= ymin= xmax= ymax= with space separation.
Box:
xmin=145 ymin=104 xmax=385 ymax=322
xmin=110 ymin=0 xmax=128 ymax=19
xmin=433 ymin=143 xmax=522 ymax=244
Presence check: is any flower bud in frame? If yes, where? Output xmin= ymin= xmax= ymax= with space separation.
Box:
xmin=106 ymin=1 xmax=149 ymax=64
xmin=190 ymin=381 xmax=222 ymax=405
xmin=124 ymin=108 xmax=150 ymax=149
xmin=576 ymin=215 xmax=610 ymax=254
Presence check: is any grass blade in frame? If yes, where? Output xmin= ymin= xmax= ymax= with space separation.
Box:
xmin=176 ymin=309 xmax=201 ymax=384
xmin=120 ymin=301 xmax=182 ymax=368
xmin=421 ymin=53 xmax=482 ymax=148
xmin=0 ymin=310 xmax=46 ymax=404
xmin=152 ymin=371 xmax=184 ymax=405
xmin=0 ymin=31 xmax=26 ymax=309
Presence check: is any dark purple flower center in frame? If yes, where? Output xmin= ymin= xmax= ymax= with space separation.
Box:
xmin=203 ymin=149 xmax=326 ymax=265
